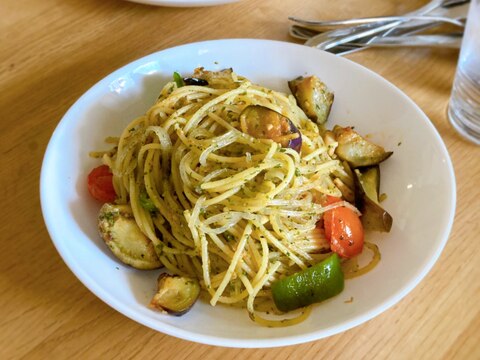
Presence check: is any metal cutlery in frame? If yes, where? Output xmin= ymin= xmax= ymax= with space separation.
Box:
xmin=289 ymin=0 xmax=469 ymax=54
xmin=290 ymin=14 xmax=465 ymax=32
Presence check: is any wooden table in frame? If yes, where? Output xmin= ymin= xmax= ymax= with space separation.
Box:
xmin=1 ymin=0 xmax=479 ymax=358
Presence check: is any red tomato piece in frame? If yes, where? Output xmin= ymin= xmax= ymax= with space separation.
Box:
xmin=323 ymin=196 xmax=364 ymax=258
xmin=87 ymin=165 xmax=116 ymax=203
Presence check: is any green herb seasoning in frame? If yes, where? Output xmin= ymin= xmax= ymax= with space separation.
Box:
xmin=139 ymin=192 xmax=156 ymax=212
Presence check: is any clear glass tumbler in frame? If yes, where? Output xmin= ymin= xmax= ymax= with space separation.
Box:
xmin=448 ymin=0 xmax=480 ymax=145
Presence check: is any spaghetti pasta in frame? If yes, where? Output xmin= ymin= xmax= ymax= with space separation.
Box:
xmin=93 ymin=68 xmax=382 ymax=326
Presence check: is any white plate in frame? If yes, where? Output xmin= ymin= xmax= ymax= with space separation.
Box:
xmin=40 ymin=39 xmax=456 ymax=348
xmin=124 ymin=0 xmax=239 ymax=7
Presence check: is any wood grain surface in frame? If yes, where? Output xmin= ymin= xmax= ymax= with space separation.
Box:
xmin=1 ymin=0 xmax=479 ymax=359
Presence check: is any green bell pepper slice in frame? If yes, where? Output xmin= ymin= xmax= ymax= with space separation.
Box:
xmin=271 ymin=253 xmax=344 ymax=312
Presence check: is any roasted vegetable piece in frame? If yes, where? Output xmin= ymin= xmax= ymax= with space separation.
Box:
xmin=323 ymin=196 xmax=364 ymax=258
xmin=360 ymin=197 xmax=393 ymax=232
xmin=354 ymin=168 xmax=393 ymax=232
xmin=150 ymin=274 xmax=200 ymax=316
xmin=356 ymin=166 xmax=380 ymax=202
xmin=288 ymin=75 xmax=334 ymax=125
xmin=271 ymin=253 xmax=344 ymax=312
xmin=193 ymin=67 xmax=237 ymax=89
xmin=333 ymin=125 xmax=393 ymax=168
xmin=240 ymin=105 xmax=302 ymax=152
xmin=98 ymin=203 xmax=162 ymax=270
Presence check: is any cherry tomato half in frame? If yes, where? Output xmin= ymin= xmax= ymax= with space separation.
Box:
xmin=323 ymin=196 xmax=364 ymax=258
xmin=87 ymin=165 xmax=116 ymax=203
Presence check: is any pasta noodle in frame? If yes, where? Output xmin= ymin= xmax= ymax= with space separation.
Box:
xmin=97 ymin=68 xmax=377 ymax=325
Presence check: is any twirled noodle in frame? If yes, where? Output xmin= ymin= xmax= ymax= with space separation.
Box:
xmin=102 ymin=69 xmax=359 ymax=325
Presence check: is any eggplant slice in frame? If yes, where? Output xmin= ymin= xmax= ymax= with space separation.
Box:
xmin=150 ymin=274 xmax=201 ymax=316
xmin=333 ymin=125 xmax=393 ymax=168
xmin=192 ymin=67 xmax=237 ymax=89
xmin=240 ymin=105 xmax=302 ymax=152
xmin=98 ymin=203 xmax=162 ymax=270
xmin=354 ymin=167 xmax=393 ymax=232
xmin=288 ymin=75 xmax=334 ymax=125
xmin=356 ymin=166 xmax=380 ymax=202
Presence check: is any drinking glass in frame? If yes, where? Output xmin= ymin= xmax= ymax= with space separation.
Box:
xmin=448 ymin=0 xmax=480 ymax=145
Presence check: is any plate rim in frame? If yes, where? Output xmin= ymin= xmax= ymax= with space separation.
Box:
xmin=124 ymin=0 xmax=240 ymax=7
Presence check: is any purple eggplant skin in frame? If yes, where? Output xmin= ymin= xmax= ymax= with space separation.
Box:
xmin=183 ymin=77 xmax=209 ymax=86
xmin=150 ymin=273 xmax=201 ymax=316
xmin=288 ymin=76 xmax=334 ymax=125
xmin=333 ymin=125 xmax=393 ymax=168
xmin=240 ymin=105 xmax=302 ymax=152
xmin=288 ymin=125 xmax=302 ymax=152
